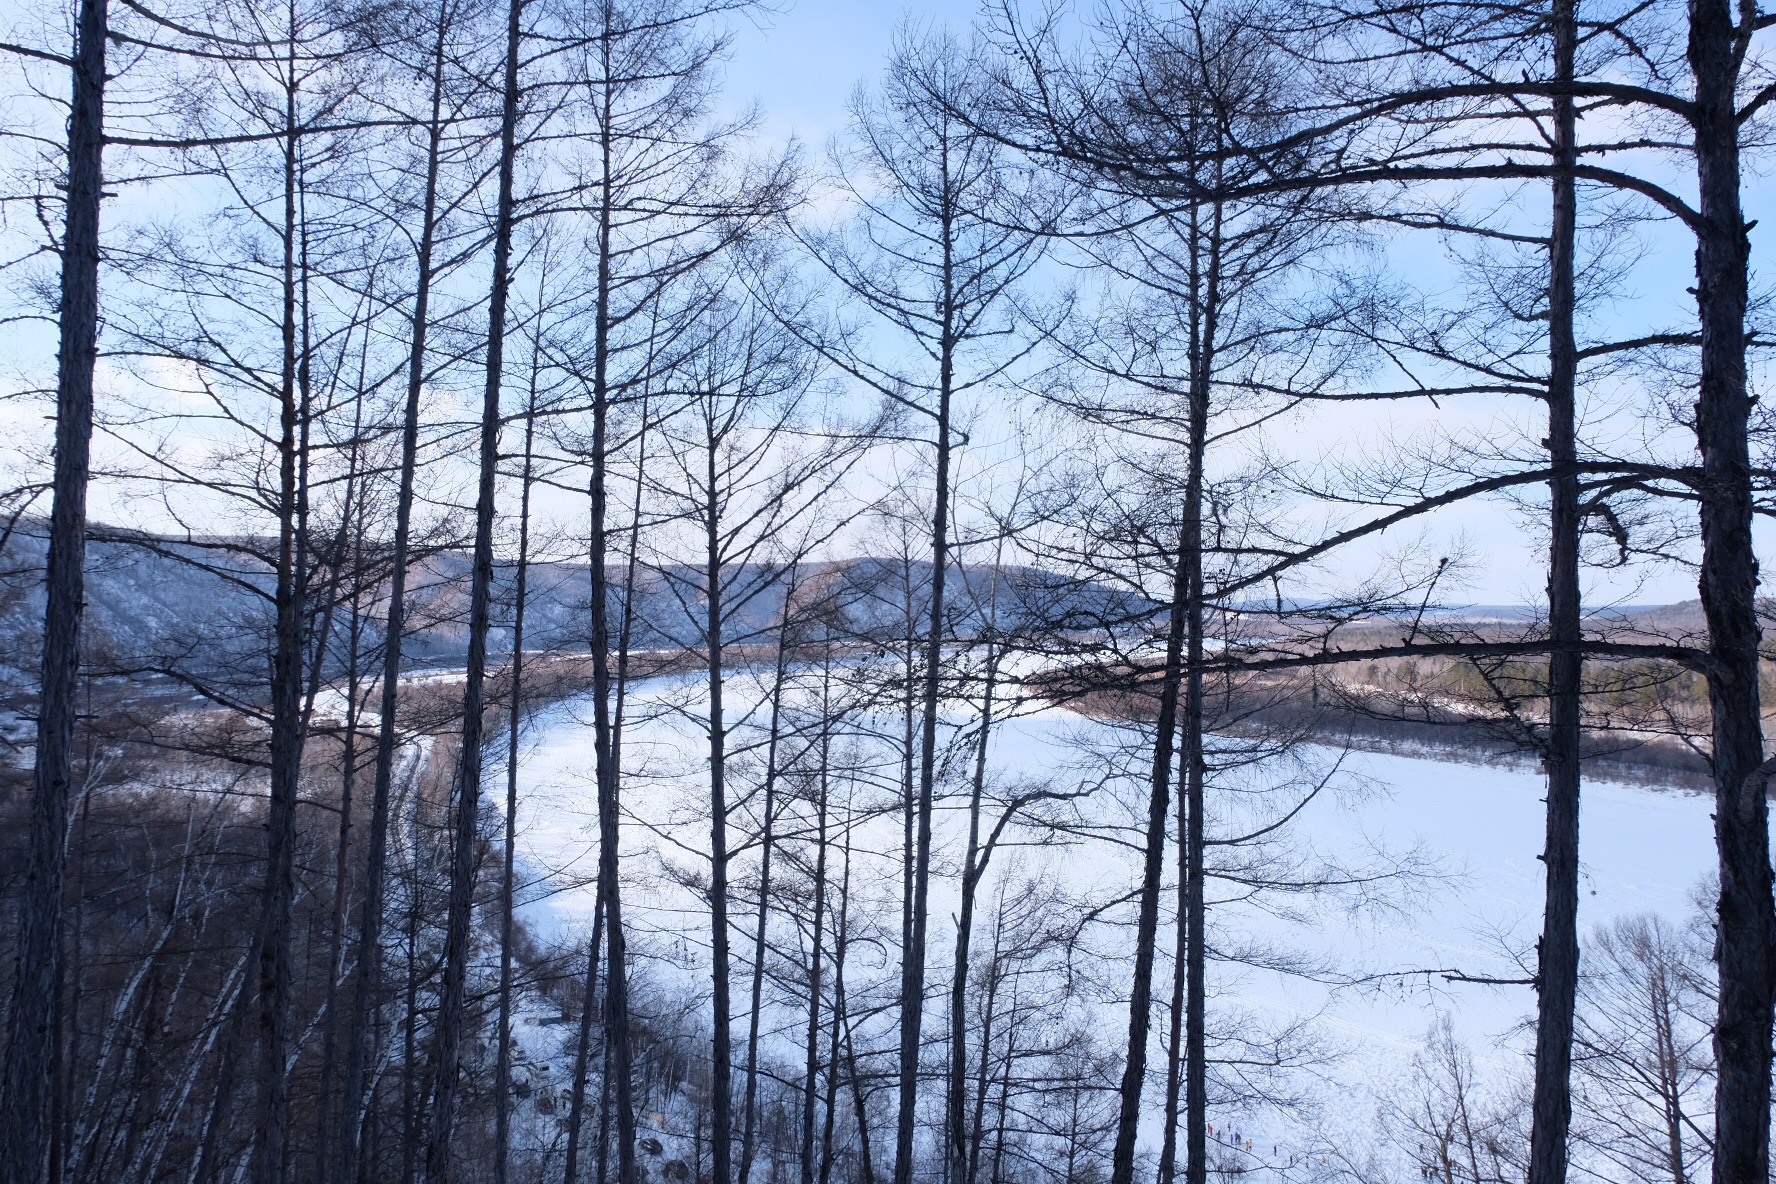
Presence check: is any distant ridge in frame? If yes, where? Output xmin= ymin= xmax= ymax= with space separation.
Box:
xmin=0 ymin=519 xmax=1717 ymax=696
xmin=0 ymin=521 xmax=1134 ymax=690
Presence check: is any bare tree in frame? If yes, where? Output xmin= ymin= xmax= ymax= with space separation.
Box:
xmin=0 ymin=0 xmax=110 ymax=1175
xmin=335 ymin=0 xmax=501 ymax=1174
xmin=492 ymin=275 xmax=548 ymax=1184
xmin=643 ymin=270 xmax=860 ymax=1184
xmin=736 ymin=558 xmax=800 ymax=1184
xmin=420 ymin=0 xmax=522 ymax=1159
xmin=1383 ymin=1018 xmax=1527 ymax=1184
xmin=1572 ymin=913 xmax=1716 ymax=1184
xmin=795 ymin=32 xmax=1048 ymax=1181
xmin=542 ymin=4 xmax=793 ymax=1175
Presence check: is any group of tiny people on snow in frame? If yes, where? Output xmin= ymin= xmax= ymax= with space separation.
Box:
xmin=1206 ymin=1123 xmax=1257 ymax=1154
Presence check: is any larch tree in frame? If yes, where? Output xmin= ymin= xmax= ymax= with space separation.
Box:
xmin=793 ymin=31 xmax=1048 ymax=1181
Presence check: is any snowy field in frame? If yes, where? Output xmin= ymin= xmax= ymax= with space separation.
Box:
xmin=493 ymin=671 xmax=1722 ymax=1169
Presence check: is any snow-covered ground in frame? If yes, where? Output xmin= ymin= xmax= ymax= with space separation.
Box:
xmin=493 ymin=671 xmax=1722 ymax=1170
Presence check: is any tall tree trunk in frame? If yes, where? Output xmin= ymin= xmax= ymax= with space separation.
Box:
xmin=802 ymin=663 xmax=834 ymax=1184
xmin=1181 ymin=197 xmax=1219 ymax=1184
xmin=316 ymin=515 xmax=366 ymax=1184
xmin=842 ymin=986 xmax=876 ymax=1184
xmin=900 ymin=558 xmax=917 ymax=995
xmin=1108 ymin=481 xmax=1191 ymax=1184
xmin=52 ymin=766 xmax=93 ymax=1184
xmin=568 ymin=386 xmax=647 ymax=1184
xmin=588 ymin=248 xmax=640 ymax=1184
xmin=588 ymin=6 xmax=639 ymax=1174
xmin=564 ymin=887 xmax=606 ymax=1184
xmin=705 ymin=430 xmax=735 ymax=1184
xmin=586 ymin=249 xmax=633 ymax=1184
xmin=253 ymin=31 xmax=311 ymax=1181
xmin=1113 ymin=186 xmax=1218 ymax=1184
xmin=495 ymin=367 xmax=541 ymax=1184
xmin=1688 ymin=3 xmax=1773 ymax=1181
xmin=1179 ymin=405 xmax=1208 ymax=1184
xmin=947 ymin=563 xmax=1003 ymax=1184
xmin=966 ymin=909 xmax=1004 ymax=1184
xmin=401 ymin=798 xmax=425 ymax=1184
xmin=1157 ymin=732 xmax=1187 ymax=1184
xmin=1528 ymin=6 xmax=1582 ymax=1182
xmin=422 ymin=0 xmax=522 ymax=1165
xmin=315 ymin=363 xmax=372 ymax=1184
xmin=335 ymin=9 xmax=452 ymax=1178
xmin=894 ymin=164 xmax=958 ymax=1184
xmin=0 ymin=0 xmax=108 ymax=1175
xmin=740 ymin=563 xmax=796 ymax=1184
xmin=819 ymin=813 xmax=853 ymax=1184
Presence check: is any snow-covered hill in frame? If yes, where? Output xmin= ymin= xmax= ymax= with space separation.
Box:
xmin=0 ymin=524 xmax=1140 ymax=692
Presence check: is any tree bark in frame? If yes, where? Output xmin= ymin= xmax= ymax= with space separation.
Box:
xmin=1688 ymin=3 xmax=1774 ymax=1182
xmin=842 ymin=987 xmax=876 ymax=1184
xmin=947 ymin=564 xmax=1003 ymax=1184
xmin=251 ymin=33 xmax=311 ymax=1181
xmin=894 ymin=158 xmax=958 ymax=1184
xmin=1157 ymin=715 xmax=1187 ymax=1184
xmin=422 ymin=0 xmax=522 ymax=1166
xmin=315 ymin=503 xmax=366 ymax=1184
xmin=802 ymin=663 xmax=834 ymax=1184
xmin=1109 ymin=469 xmax=1192 ymax=1184
xmin=588 ymin=8 xmax=639 ymax=1171
xmin=705 ymin=425 xmax=735 ymax=1184
xmin=0 ymin=0 xmax=108 ymax=1176
xmin=1527 ymin=5 xmax=1582 ymax=1181
xmin=335 ymin=8 xmax=452 ymax=1178
xmin=564 ymin=887 xmax=606 ymax=1184
xmin=967 ymin=909 xmax=1004 ymax=1184
xmin=739 ymin=564 xmax=795 ymax=1184
xmin=402 ymin=805 xmax=425 ymax=1184
xmin=1179 ymin=197 xmax=1219 ymax=1184
xmin=494 ymin=368 xmax=540 ymax=1184
xmin=569 ymin=386 xmax=647 ymax=1184
xmin=819 ymin=815 xmax=853 ymax=1184
xmin=900 ymin=557 xmax=917 ymax=1010
xmin=1180 ymin=378 xmax=1208 ymax=1184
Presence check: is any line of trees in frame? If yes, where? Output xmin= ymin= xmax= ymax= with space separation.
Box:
xmin=0 ymin=0 xmax=1769 ymax=1182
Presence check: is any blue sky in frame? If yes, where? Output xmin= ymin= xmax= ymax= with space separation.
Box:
xmin=712 ymin=0 xmax=1735 ymax=607
xmin=723 ymin=0 xmax=965 ymax=148
xmin=21 ymin=0 xmax=1735 ymax=608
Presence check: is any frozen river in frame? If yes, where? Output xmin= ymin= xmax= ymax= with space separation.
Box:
xmin=493 ymin=676 xmax=1722 ymax=1166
